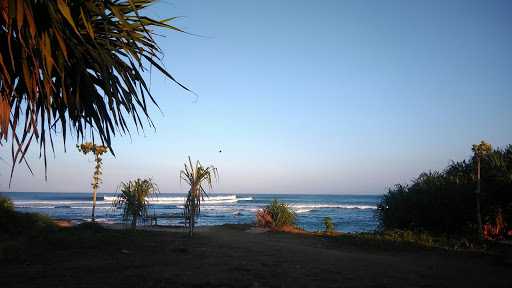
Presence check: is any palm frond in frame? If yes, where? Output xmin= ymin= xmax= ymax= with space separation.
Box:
xmin=113 ymin=178 xmax=159 ymax=229
xmin=0 ymin=0 xmax=189 ymax=180
xmin=181 ymin=156 xmax=218 ymax=236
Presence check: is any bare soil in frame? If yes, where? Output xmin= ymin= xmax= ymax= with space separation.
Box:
xmin=1 ymin=224 xmax=511 ymax=288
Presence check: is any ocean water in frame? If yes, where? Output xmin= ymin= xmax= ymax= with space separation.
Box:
xmin=1 ymin=192 xmax=381 ymax=232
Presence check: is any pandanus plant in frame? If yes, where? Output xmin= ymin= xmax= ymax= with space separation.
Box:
xmin=77 ymin=142 xmax=108 ymax=222
xmin=180 ymin=156 xmax=218 ymax=236
xmin=113 ymin=178 xmax=159 ymax=229
xmin=0 ymin=0 xmax=188 ymax=181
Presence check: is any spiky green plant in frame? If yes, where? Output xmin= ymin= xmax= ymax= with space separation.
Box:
xmin=77 ymin=142 xmax=108 ymax=222
xmin=264 ymin=199 xmax=296 ymax=228
xmin=113 ymin=178 xmax=159 ymax=229
xmin=0 ymin=0 xmax=189 ymax=181
xmin=180 ymin=156 xmax=218 ymax=236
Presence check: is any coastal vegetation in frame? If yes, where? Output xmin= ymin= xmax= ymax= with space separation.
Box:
xmin=77 ymin=142 xmax=108 ymax=222
xmin=112 ymin=178 xmax=159 ymax=229
xmin=323 ymin=217 xmax=335 ymax=234
xmin=0 ymin=196 xmax=54 ymax=238
xmin=377 ymin=142 xmax=512 ymax=240
xmin=0 ymin=196 xmax=55 ymax=263
xmin=0 ymin=195 xmax=13 ymax=210
xmin=180 ymin=156 xmax=218 ymax=236
xmin=256 ymin=199 xmax=297 ymax=229
xmin=0 ymin=0 xmax=188 ymax=177
xmin=472 ymin=141 xmax=493 ymax=238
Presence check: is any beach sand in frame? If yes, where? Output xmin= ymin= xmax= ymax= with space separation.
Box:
xmin=2 ymin=224 xmax=511 ymax=287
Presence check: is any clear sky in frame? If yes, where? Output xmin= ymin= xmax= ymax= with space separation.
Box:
xmin=1 ymin=0 xmax=512 ymax=194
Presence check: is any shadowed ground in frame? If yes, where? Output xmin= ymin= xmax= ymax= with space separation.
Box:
xmin=1 ymin=224 xmax=511 ymax=288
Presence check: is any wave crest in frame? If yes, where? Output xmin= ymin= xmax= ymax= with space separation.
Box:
xmin=291 ymin=204 xmax=376 ymax=210
xmin=104 ymin=195 xmax=249 ymax=205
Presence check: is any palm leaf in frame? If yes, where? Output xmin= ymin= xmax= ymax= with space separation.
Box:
xmin=0 ymin=0 xmax=189 ymax=181
xmin=113 ymin=178 xmax=159 ymax=229
xmin=181 ymin=156 xmax=218 ymax=236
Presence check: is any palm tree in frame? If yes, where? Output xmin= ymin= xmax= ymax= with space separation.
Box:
xmin=180 ymin=156 xmax=218 ymax=236
xmin=0 ymin=0 xmax=189 ymax=181
xmin=77 ymin=142 xmax=108 ymax=222
xmin=113 ymin=178 xmax=159 ymax=229
xmin=472 ymin=140 xmax=492 ymax=239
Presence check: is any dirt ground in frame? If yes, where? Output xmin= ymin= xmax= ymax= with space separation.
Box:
xmin=1 ymin=224 xmax=511 ymax=288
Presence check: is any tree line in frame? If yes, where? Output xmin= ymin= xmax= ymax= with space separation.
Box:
xmin=377 ymin=142 xmax=512 ymax=239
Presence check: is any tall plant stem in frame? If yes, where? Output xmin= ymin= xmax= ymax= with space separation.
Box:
xmin=92 ymin=153 xmax=101 ymax=222
xmin=475 ymin=158 xmax=483 ymax=239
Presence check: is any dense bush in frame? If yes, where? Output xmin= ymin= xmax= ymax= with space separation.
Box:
xmin=377 ymin=145 xmax=512 ymax=237
xmin=256 ymin=199 xmax=296 ymax=228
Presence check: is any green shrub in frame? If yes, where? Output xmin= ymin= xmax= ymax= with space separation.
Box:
xmin=350 ymin=229 xmax=484 ymax=251
xmin=264 ymin=199 xmax=296 ymax=228
xmin=0 ymin=200 xmax=55 ymax=237
xmin=377 ymin=145 xmax=512 ymax=236
xmin=380 ymin=230 xmax=434 ymax=246
xmin=0 ymin=196 xmax=14 ymax=212
xmin=323 ymin=217 xmax=335 ymax=233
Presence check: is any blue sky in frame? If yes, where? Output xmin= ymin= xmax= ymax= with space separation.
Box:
xmin=1 ymin=0 xmax=512 ymax=194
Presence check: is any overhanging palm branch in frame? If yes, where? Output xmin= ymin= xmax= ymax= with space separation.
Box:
xmin=0 ymin=0 xmax=189 ymax=181
xmin=113 ymin=178 xmax=159 ymax=229
xmin=180 ymin=156 xmax=218 ymax=236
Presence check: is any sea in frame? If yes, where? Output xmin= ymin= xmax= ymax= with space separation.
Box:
xmin=1 ymin=192 xmax=381 ymax=232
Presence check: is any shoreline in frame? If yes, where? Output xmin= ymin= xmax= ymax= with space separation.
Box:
xmin=5 ymin=193 xmax=380 ymax=232
xmin=54 ymin=219 xmax=344 ymax=235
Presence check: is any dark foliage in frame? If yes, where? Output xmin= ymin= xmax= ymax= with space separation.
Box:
xmin=377 ymin=145 xmax=512 ymax=236
xmin=0 ymin=0 xmax=188 ymax=179
xmin=0 ymin=196 xmax=56 ymax=239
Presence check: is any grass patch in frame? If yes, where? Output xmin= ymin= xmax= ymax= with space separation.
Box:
xmin=328 ymin=229 xmax=489 ymax=252
xmin=0 ymin=197 xmax=56 ymax=240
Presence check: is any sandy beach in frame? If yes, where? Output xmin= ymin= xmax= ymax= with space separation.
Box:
xmin=2 ymin=224 xmax=511 ymax=288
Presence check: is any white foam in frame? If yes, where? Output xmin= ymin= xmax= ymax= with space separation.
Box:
xmin=105 ymin=195 xmax=242 ymax=205
xmin=14 ymin=205 xmax=112 ymax=210
xmin=15 ymin=205 xmax=56 ymax=209
xmin=295 ymin=209 xmax=313 ymax=214
xmin=291 ymin=204 xmax=376 ymax=210
xmin=13 ymin=200 xmax=90 ymax=205
xmin=69 ymin=206 xmax=112 ymax=210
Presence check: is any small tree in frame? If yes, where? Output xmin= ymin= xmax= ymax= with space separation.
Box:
xmin=472 ymin=140 xmax=492 ymax=239
xmin=323 ymin=217 xmax=335 ymax=234
xmin=77 ymin=142 xmax=108 ymax=222
xmin=113 ymin=178 xmax=159 ymax=229
xmin=180 ymin=156 xmax=218 ymax=236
